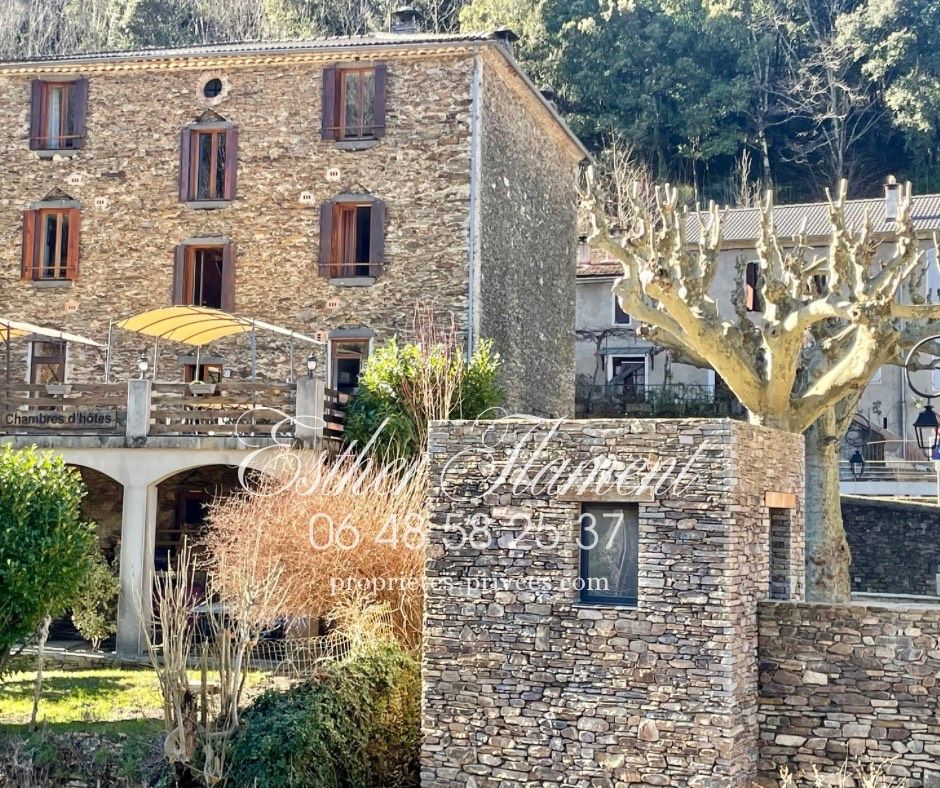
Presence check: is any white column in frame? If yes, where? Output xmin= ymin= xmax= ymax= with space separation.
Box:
xmin=115 ymin=482 xmax=156 ymax=656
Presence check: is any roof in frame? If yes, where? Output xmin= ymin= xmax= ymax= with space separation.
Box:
xmin=686 ymin=194 xmax=940 ymax=246
xmin=0 ymin=32 xmax=493 ymax=66
xmin=577 ymin=247 xmax=621 ymax=279
xmin=0 ymin=31 xmax=590 ymax=161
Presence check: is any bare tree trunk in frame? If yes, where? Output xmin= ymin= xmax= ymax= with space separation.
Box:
xmin=30 ymin=616 xmax=51 ymax=729
xmin=804 ymin=413 xmax=851 ymax=602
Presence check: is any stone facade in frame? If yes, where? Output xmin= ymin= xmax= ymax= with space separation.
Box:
xmin=843 ymin=496 xmax=940 ymax=597
xmin=423 ymin=417 xmax=805 ymax=786
xmin=0 ymin=37 xmax=582 ymax=416
xmin=758 ymin=600 xmax=940 ymax=786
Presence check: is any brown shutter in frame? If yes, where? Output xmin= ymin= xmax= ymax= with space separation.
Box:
xmin=318 ymin=201 xmax=334 ymax=273
xmin=372 ymin=64 xmax=387 ymax=139
xmin=369 ymin=199 xmax=385 ymax=274
xmin=221 ymin=242 xmax=236 ymax=312
xmin=179 ymin=128 xmax=192 ymax=201
xmin=321 ymin=67 xmax=337 ymax=141
xmin=172 ymin=245 xmax=186 ymax=304
xmin=72 ymin=78 xmax=89 ymax=149
xmin=21 ymin=210 xmax=37 ymax=280
xmin=745 ymin=262 xmax=760 ymax=311
xmin=223 ymin=126 xmax=238 ymax=200
xmin=65 ymin=208 xmax=81 ymax=280
xmin=29 ymin=81 xmax=43 ymax=150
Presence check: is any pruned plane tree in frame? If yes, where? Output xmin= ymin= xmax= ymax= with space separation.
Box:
xmin=585 ymin=172 xmax=940 ymax=601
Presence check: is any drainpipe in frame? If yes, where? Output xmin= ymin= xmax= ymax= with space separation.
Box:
xmin=466 ymin=53 xmax=483 ymax=356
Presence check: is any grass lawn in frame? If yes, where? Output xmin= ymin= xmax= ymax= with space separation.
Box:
xmin=0 ymin=667 xmax=165 ymax=734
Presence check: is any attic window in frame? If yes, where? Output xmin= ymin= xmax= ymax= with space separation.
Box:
xmin=203 ymin=78 xmax=223 ymax=99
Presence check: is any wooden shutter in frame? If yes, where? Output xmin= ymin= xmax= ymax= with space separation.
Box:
xmin=321 ymin=67 xmax=337 ymax=141
xmin=21 ymin=210 xmax=37 ymax=280
xmin=745 ymin=262 xmax=760 ymax=312
xmin=221 ymin=242 xmax=236 ymax=312
xmin=369 ymin=199 xmax=386 ymax=274
xmin=372 ymin=64 xmax=387 ymax=139
xmin=65 ymin=208 xmax=81 ymax=280
xmin=179 ymin=128 xmax=193 ymax=201
xmin=172 ymin=245 xmax=186 ymax=304
xmin=223 ymin=126 xmax=238 ymax=200
xmin=318 ymin=201 xmax=334 ymax=272
xmin=29 ymin=81 xmax=43 ymax=150
xmin=72 ymin=78 xmax=89 ymax=149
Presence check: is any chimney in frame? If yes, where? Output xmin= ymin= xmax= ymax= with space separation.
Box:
xmin=577 ymin=235 xmax=590 ymax=265
xmin=885 ymin=174 xmax=899 ymax=222
xmin=492 ymin=27 xmax=519 ymax=53
xmin=390 ymin=6 xmax=420 ymax=33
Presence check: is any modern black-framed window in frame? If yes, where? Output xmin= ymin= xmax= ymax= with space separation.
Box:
xmin=578 ymin=502 xmax=639 ymax=605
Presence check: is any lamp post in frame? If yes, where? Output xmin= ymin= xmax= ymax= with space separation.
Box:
xmin=306 ymin=354 xmax=318 ymax=379
xmin=905 ymin=335 xmax=940 ymax=502
xmin=137 ymin=352 xmax=149 ymax=380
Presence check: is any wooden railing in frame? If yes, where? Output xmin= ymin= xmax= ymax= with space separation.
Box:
xmin=0 ymin=383 xmax=127 ymax=435
xmin=148 ymin=382 xmax=296 ymax=438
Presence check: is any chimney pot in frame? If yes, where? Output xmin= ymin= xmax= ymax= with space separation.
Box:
xmin=492 ymin=27 xmax=520 ymax=51
xmin=391 ymin=6 xmax=421 ymax=33
xmin=885 ymin=174 xmax=899 ymax=222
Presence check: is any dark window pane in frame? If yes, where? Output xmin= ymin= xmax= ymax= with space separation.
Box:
xmin=215 ymin=134 xmax=226 ymax=199
xmin=47 ymin=86 xmax=63 ymax=149
xmin=197 ymin=134 xmax=212 ymax=199
xmin=354 ymin=206 xmax=371 ymax=264
xmin=192 ymin=247 xmax=224 ymax=308
xmin=64 ymin=85 xmax=77 ymax=148
xmin=203 ymin=78 xmax=223 ymax=98
xmin=580 ymin=503 xmax=639 ymax=605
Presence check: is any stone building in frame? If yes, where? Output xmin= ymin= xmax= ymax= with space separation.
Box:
xmin=0 ymin=25 xmax=586 ymax=653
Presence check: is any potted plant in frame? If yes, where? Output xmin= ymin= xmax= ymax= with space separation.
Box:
xmin=188 ymin=380 xmax=217 ymax=396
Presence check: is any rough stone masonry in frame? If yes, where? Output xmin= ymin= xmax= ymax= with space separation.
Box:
xmin=423 ymin=417 xmax=805 ymax=786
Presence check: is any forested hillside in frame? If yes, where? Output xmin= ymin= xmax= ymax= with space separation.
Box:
xmin=2 ymin=0 xmax=938 ymax=203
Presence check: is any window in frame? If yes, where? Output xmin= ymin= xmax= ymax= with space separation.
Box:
xmin=21 ymin=207 xmax=80 ymax=281
xmin=29 ymin=340 xmax=66 ymax=385
xmin=173 ymin=242 xmax=235 ymax=311
xmin=203 ymin=78 xmax=223 ymax=99
xmin=183 ymin=363 xmax=223 ymax=384
xmin=768 ymin=508 xmax=792 ymax=600
xmin=927 ymin=249 xmax=940 ymax=302
xmin=608 ymin=355 xmax=646 ymax=387
xmin=613 ymin=295 xmax=631 ymax=325
xmin=579 ymin=503 xmax=639 ymax=605
xmin=321 ymin=64 xmax=387 ymax=142
xmin=330 ymin=337 xmax=371 ymax=394
xmin=29 ymin=79 xmax=88 ymax=150
xmin=813 ymin=274 xmax=827 ymax=295
xmin=179 ymin=125 xmax=238 ymax=203
xmin=319 ymin=198 xmax=386 ymax=279
xmin=745 ymin=261 xmax=761 ymax=312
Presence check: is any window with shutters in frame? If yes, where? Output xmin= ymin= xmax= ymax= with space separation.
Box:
xmin=29 ymin=341 xmax=66 ymax=385
xmin=321 ymin=64 xmax=387 ymax=143
xmin=30 ymin=79 xmax=88 ymax=150
xmin=180 ymin=124 xmax=238 ymax=204
xmin=22 ymin=207 xmax=81 ymax=282
xmin=319 ymin=197 xmax=385 ymax=281
xmin=744 ymin=261 xmax=762 ymax=312
xmin=173 ymin=242 xmax=235 ymax=311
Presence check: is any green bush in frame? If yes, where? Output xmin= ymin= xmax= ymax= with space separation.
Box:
xmin=346 ymin=337 xmax=504 ymax=459
xmin=71 ymin=551 xmax=119 ymax=651
xmin=226 ymin=643 xmax=420 ymax=788
xmin=0 ymin=447 xmax=95 ymax=674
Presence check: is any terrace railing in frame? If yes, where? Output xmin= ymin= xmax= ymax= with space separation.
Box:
xmin=0 ymin=382 xmax=127 ymax=436
xmin=576 ymin=382 xmax=747 ymax=420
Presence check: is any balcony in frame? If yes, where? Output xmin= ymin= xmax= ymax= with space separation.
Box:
xmin=576 ymin=382 xmax=747 ymax=420
xmin=0 ymin=378 xmax=334 ymax=451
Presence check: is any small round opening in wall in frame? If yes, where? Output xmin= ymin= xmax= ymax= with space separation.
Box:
xmin=203 ymin=78 xmax=223 ymax=98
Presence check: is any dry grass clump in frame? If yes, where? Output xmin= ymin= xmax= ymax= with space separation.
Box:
xmin=202 ymin=452 xmax=428 ymax=651
xmin=780 ymin=758 xmax=904 ymax=787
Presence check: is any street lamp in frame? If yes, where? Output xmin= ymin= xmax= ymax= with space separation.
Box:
xmin=849 ymin=449 xmax=865 ymax=481
xmin=306 ymin=354 xmax=318 ymax=379
xmin=905 ymin=335 xmax=940 ymax=504
xmin=137 ymin=352 xmax=149 ymax=380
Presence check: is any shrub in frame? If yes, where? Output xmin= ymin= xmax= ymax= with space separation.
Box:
xmin=226 ymin=643 xmax=420 ymax=788
xmin=71 ymin=551 xmax=119 ymax=652
xmin=346 ymin=335 xmax=504 ymax=460
xmin=0 ymin=447 xmax=95 ymax=674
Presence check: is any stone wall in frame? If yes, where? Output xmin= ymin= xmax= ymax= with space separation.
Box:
xmin=423 ymin=418 xmax=805 ymax=786
xmin=843 ymin=496 xmax=940 ymax=597
xmin=757 ymin=600 xmax=940 ymax=786
xmin=477 ymin=52 xmax=579 ymax=418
